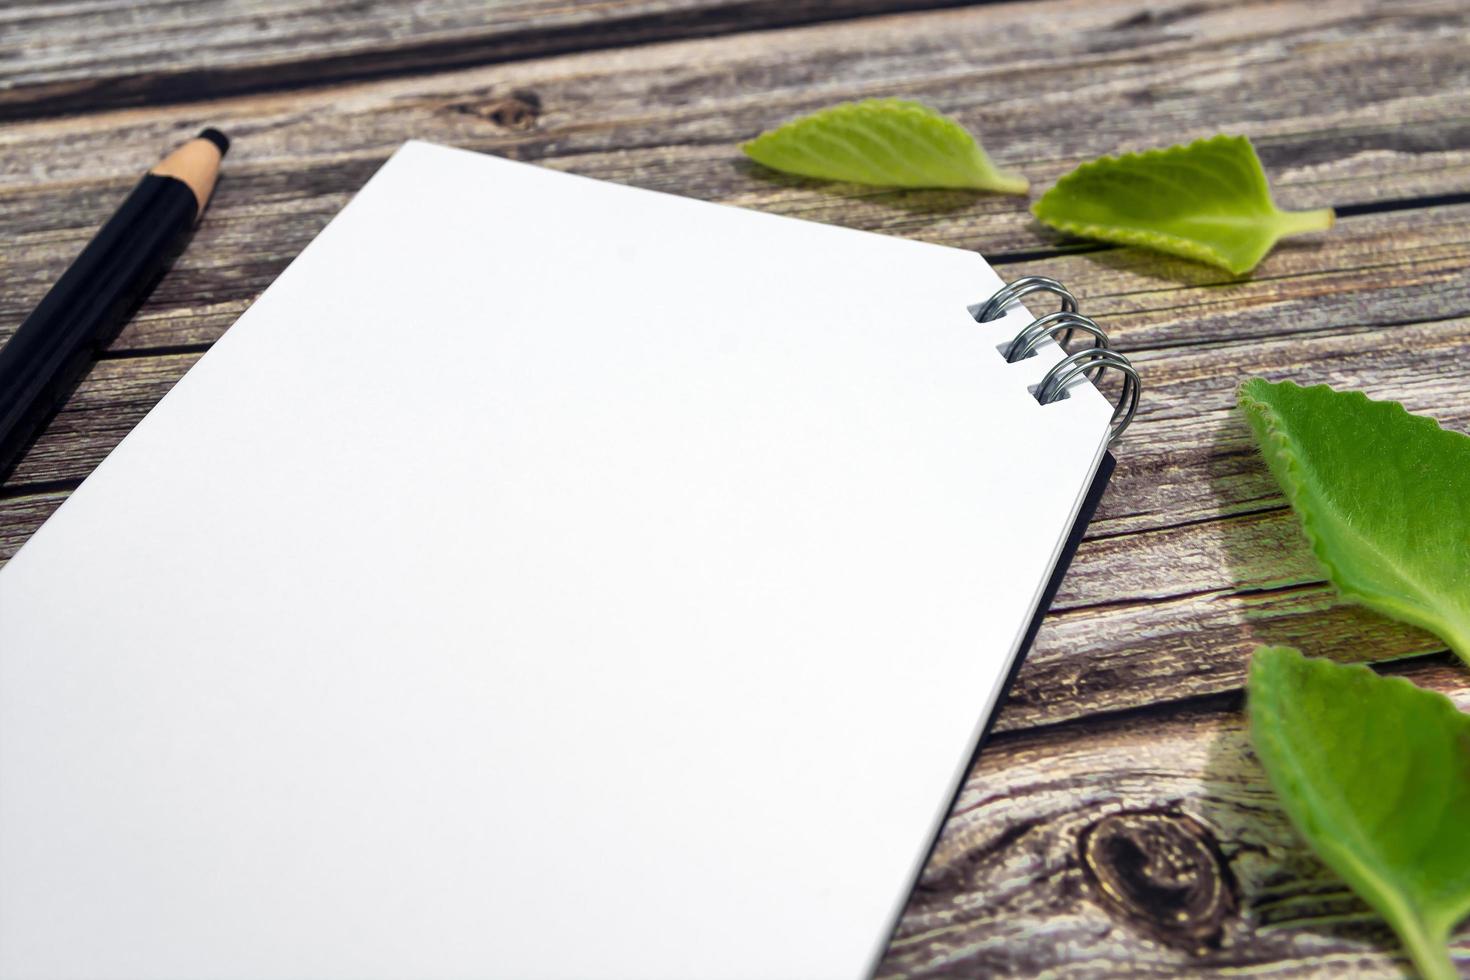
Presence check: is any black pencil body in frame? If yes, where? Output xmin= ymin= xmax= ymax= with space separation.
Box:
xmin=0 ymin=174 xmax=197 ymax=483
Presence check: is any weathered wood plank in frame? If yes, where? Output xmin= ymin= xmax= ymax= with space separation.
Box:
xmin=6 ymin=167 xmax=1467 ymax=362
xmin=1006 ymin=205 xmax=1470 ymax=357
xmin=0 ymin=0 xmax=984 ymax=121
xmin=0 ymin=490 xmax=66 ymax=563
xmin=878 ymin=658 xmax=1470 ymax=977
xmin=1 ymin=0 xmax=1466 ymax=282
xmin=993 ymin=314 xmax=1470 ymax=727
xmin=1 ymin=352 xmax=204 ymax=492
xmin=1098 ymin=319 xmax=1470 ymax=535
xmin=1013 ymin=581 xmax=1446 ymax=733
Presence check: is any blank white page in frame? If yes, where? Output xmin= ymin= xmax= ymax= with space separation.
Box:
xmin=0 ymin=141 xmax=1112 ymax=980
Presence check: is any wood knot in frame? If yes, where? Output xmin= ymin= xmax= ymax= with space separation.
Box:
xmin=1080 ymin=810 xmax=1235 ymax=951
xmin=449 ymin=90 xmax=542 ymax=130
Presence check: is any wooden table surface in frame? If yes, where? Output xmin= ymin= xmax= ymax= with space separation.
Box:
xmin=3 ymin=0 xmax=1469 ymax=975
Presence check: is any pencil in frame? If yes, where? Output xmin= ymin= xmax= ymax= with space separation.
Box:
xmin=0 ymin=128 xmax=229 ymax=482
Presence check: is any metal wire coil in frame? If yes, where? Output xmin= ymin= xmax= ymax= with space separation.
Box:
xmin=972 ymin=275 xmax=1077 ymax=323
xmin=977 ymin=277 xmax=1140 ymax=444
xmin=1004 ymin=311 xmax=1109 ymax=363
xmin=1035 ymin=348 xmax=1141 ymax=444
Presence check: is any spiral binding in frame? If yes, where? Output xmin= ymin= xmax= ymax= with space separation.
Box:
xmin=974 ymin=276 xmax=1139 ymax=444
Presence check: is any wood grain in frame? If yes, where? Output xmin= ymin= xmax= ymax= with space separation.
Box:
xmin=4 ymin=0 xmax=1468 ymax=210
xmin=3 ymin=0 xmax=1467 ymax=362
xmin=0 ymin=0 xmax=995 ymax=121
xmin=878 ymin=658 xmax=1470 ymax=977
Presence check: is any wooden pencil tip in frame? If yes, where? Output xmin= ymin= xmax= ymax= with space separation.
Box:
xmin=151 ymin=132 xmax=227 ymax=215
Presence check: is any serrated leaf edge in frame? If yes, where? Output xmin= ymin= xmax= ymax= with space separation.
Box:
xmin=1033 ymin=135 xmax=1331 ymax=275
xmin=1237 ymin=379 xmax=1470 ymax=665
xmin=1035 ymin=213 xmax=1245 ymax=271
xmin=1248 ymin=647 xmax=1468 ymax=980
xmin=740 ymin=98 xmax=1029 ymax=194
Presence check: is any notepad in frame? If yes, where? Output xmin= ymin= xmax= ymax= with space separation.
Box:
xmin=0 ymin=141 xmax=1124 ymax=980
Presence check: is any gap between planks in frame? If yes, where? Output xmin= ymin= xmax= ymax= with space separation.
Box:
xmin=0 ymin=0 xmax=1010 ymax=122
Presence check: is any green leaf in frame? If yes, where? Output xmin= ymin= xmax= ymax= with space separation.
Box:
xmin=1249 ymin=646 xmax=1470 ymax=980
xmin=1032 ymin=135 xmax=1333 ymax=274
xmin=1238 ymin=379 xmax=1470 ymax=664
xmin=740 ymin=99 xmax=1029 ymax=194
